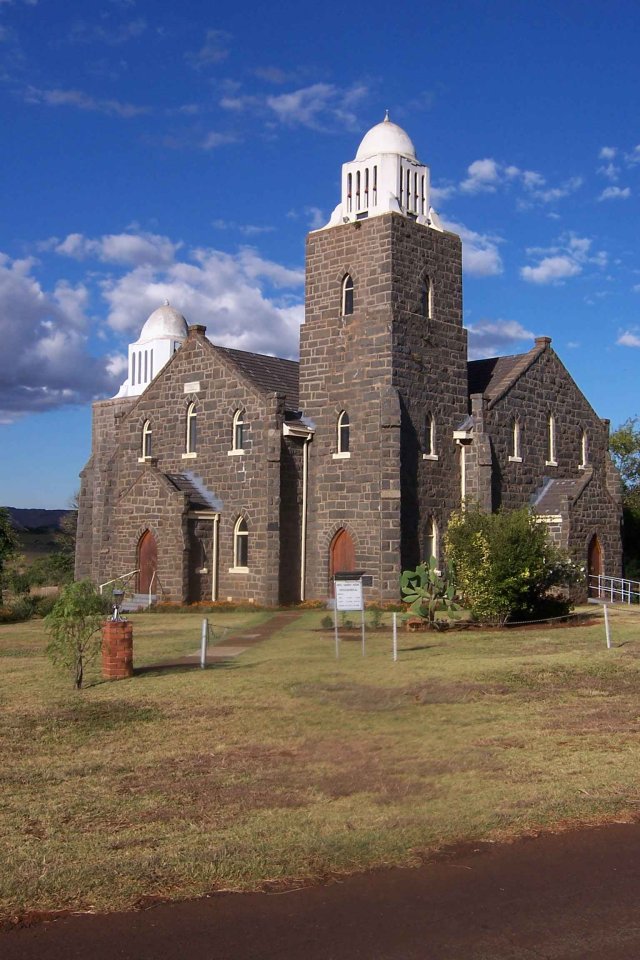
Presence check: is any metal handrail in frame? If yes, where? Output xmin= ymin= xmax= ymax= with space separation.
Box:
xmin=148 ymin=569 xmax=156 ymax=609
xmin=589 ymin=574 xmax=640 ymax=604
xmin=99 ymin=569 xmax=139 ymax=595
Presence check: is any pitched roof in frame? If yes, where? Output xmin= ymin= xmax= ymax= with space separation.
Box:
xmin=531 ymin=471 xmax=592 ymax=515
xmin=165 ymin=472 xmax=223 ymax=512
xmin=216 ymin=346 xmax=300 ymax=410
xmin=467 ymin=340 xmax=549 ymax=408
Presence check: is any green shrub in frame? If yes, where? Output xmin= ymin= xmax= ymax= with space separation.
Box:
xmin=320 ymin=614 xmax=333 ymax=629
xmin=45 ymin=581 xmax=110 ymax=689
xmin=445 ymin=505 xmax=581 ymax=625
xmin=400 ymin=556 xmax=460 ymax=628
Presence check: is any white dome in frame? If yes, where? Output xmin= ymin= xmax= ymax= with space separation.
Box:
xmin=139 ymin=301 xmax=188 ymax=342
xmin=355 ymin=114 xmax=417 ymax=162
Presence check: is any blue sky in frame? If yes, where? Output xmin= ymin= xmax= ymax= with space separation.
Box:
xmin=1 ymin=0 xmax=638 ymax=508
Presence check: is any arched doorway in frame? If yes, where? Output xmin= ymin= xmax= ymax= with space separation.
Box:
xmin=137 ymin=529 xmax=157 ymax=594
xmin=329 ymin=527 xmax=355 ymax=584
xmin=587 ymin=534 xmax=603 ymax=598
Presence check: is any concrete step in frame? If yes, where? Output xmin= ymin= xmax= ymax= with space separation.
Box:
xmin=121 ymin=593 xmax=157 ymax=612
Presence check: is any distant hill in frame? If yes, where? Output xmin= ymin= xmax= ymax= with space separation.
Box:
xmin=3 ymin=508 xmax=69 ymax=532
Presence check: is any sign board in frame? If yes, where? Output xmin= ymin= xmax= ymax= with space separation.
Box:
xmin=335 ymin=579 xmax=363 ymax=612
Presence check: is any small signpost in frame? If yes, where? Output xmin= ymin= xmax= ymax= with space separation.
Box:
xmin=333 ymin=571 xmax=366 ymax=659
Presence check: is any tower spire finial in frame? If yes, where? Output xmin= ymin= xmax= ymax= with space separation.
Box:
xmin=384 ymin=109 xmax=390 ymax=122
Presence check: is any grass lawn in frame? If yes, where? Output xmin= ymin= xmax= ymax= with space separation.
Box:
xmin=1 ymin=604 xmax=640 ymax=921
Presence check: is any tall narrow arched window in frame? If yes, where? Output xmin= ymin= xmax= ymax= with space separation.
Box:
xmin=580 ymin=429 xmax=589 ymax=468
xmin=356 ymin=170 xmax=361 ymax=210
xmin=347 ymin=172 xmax=352 ymax=212
xmin=421 ymin=277 xmax=433 ymax=319
xmin=372 ymin=165 xmax=378 ymax=205
xmin=546 ymin=414 xmax=557 ymax=465
xmin=426 ymin=516 xmax=438 ymax=563
xmin=185 ymin=402 xmax=197 ymax=455
xmin=509 ymin=418 xmax=521 ymax=461
xmin=341 ymin=275 xmax=354 ymax=316
xmin=364 ymin=168 xmax=369 ymax=207
xmin=423 ymin=413 xmax=436 ymax=458
xmin=233 ymin=516 xmax=249 ymax=569
xmin=232 ymin=409 xmax=245 ymax=452
xmin=337 ymin=410 xmax=350 ymax=455
xmin=141 ymin=420 xmax=152 ymax=459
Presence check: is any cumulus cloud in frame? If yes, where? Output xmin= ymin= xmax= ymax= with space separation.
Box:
xmin=100 ymin=244 xmax=304 ymax=357
xmin=466 ymin=319 xmax=534 ymax=359
xmin=521 ymin=233 xmax=607 ymax=285
xmin=599 ymin=146 xmax=617 ymax=160
xmin=0 ymin=253 xmax=118 ymax=421
xmin=202 ymin=131 xmax=238 ymax=149
xmin=443 ymin=219 xmax=503 ymax=277
xmin=598 ymin=161 xmax=620 ymax=181
xmin=54 ymin=231 xmax=181 ymax=267
xmin=598 ymin=185 xmax=631 ymax=201
xmin=460 ymin=158 xmax=501 ymax=194
xmin=617 ymin=330 xmax=640 ymax=348
xmin=24 ymin=85 xmax=147 ymax=118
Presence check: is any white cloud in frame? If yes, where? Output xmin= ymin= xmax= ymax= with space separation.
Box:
xmin=599 ymin=146 xmax=617 ymax=160
xmin=24 ymin=85 xmax=147 ymax=118
xmin=101 ymin=245 xmax=304 ymax=357
xmin=429 ymin=183 xmax=456 ymax=204
xmin=598 ymin=185 xmax=631 ymax=201
xmin=466 ymin=319 xmax=534 ymax=359
xmin=55 ymin=231 xmax=180 ymax=267
xmin=520 ymin=233 xmax=607 ymax=285
xmin=0 ymin=253 xmax=117 ymax=420
xmin=265 ymin=82 xmax=368 ymax=130
xmin=617 ymin=330 xmax=640 ymax=348
xmin=67 ymin=18 xmax=146 ymax=45
xmin=444 ymin=219 xmax=503 ymax=277
xmin=521 ymin=256 xmax=581 ymax=285
xmin=460 ymin=158 xmax=500 ymax=194
xmin=598 ymin=162 xmax=620 ymax=181
xmin=625 ymin=145 xmax=640 ymax=165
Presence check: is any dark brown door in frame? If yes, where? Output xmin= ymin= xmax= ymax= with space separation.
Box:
xmin=588 ymin=534 xmax=603 ymax=597
xmin=329 ymin=528 xmax=355 ymax=580
xmin=137 ymin=530 xmax=157 ymax=594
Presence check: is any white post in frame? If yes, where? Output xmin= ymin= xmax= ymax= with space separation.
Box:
xmin=334 ymin=602 xmax=339 ymax=660
xmin=361 ymin=603 xmax=366 ymax=657
xmin=392 ymin=613 xmax=398 ymax=662
xmin=604 ymin=604 xmax=611 ymax=649
xmin=200 ymin=617 xmax=208 ymax=668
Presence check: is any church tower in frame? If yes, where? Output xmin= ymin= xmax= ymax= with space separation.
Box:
xmin=300 ymin=115 xmax=469 ymax=599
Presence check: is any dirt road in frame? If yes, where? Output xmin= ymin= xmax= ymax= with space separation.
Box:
xmin=4 ymin=820 xmax=640 ymax=959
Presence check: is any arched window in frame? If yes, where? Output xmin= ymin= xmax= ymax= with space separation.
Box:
xmin=580 ymin=429 xmax=589 ymax=468
xmin=141 ymin=420 xmax=152 ymax=459
xmin=233 ymin=516 xmax=249 ymax=569
xmin=546 ymin=414 xmax=557 ymax=465
xmin=232 ymin=409 xmax=245 ymax=452
xmin=423 ymin=413 xmax=436 ymax=458
xmin=341 ymin=274 xmax=354 ymax=316
xmin=347 ymin=173 xmax=352 ymax=212
xmin=509 ymin=418 xmax=521 ymax=461
xmin=337 ymin=410 xmax=350 ymax=455
xmin=185 ymin=402 xmax=197 ymax=455
xmin=421 ymin=276 xmax=433 ymax=319
xmin=356 ymin=171 xmax=361 ymax=210
xmin=372 ymin=165 xmax=378 ymax=205
xmin=426 ymin=516 xmax=438 ymax=563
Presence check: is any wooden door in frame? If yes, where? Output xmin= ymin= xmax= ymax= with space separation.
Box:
xmin=329 ymin=528 xmax=355 ymax=580
xmin=137 ymin=530 xmax=157 ymax=594
xmin=587 ymin=534 xmax=602 ymax=597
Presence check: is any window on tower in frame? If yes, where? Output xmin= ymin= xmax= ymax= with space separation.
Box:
xmin=423 ymin=413 xmax=437 ymax=460
xmin=333 ymin=410 xmax=350 ymax=459
xmin=341 ymin=275 xmax=354 ymax=316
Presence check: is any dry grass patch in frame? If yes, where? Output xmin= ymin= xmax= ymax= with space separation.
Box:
xmin=2 ymin=605 xmax=640 ymax=921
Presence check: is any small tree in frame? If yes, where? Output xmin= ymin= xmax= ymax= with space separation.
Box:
xmin=445 ymin=505 xmax=580 ymax=625
xmin=0 ymin=508 xmax=18 ymax=604
xmin=45 ymin=580 xmax=108 ymax=689
xmin=610 ymin=417 xmax=640 ymax=579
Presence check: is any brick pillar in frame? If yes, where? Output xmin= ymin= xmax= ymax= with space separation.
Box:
xmin=102 ymin=620 xmax=134 ymax=679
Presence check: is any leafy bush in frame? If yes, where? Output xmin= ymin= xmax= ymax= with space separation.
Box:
xmin=445 ymin=506 xmax=581 ymax=625
xmin=26 ymin=552 xmax=74 ymax=587
xmin=320 ymin=614 xmax=334 ymax=629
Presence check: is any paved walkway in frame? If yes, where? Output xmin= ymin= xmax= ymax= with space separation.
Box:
xmin=4 ymin=820 xmax=640 ymax=958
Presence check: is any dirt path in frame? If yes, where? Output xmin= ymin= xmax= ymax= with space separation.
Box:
xmin=5 ymin=820 xmax=640 ymax=959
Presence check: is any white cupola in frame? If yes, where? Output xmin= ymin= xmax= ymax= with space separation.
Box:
xmin=322 ymin=112 xmax=443 ymax=230
xmin=114 ymin=300 xmax=188 ymax=398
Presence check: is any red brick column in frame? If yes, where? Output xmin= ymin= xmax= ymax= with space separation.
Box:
xmin=101 ymin=621 xmax=134 ymax=679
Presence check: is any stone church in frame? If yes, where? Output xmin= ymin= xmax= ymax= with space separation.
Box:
xmin=75 ymin=116 xmax=622 ymax=604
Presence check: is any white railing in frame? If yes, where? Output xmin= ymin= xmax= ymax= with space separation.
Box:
xmin=98 ymin=569 xmax=139 ymax=595
xmin=148 ymin=570 xmax=156 ymax=609
xmin=589 ymin=574 xmax=640 ymax=604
